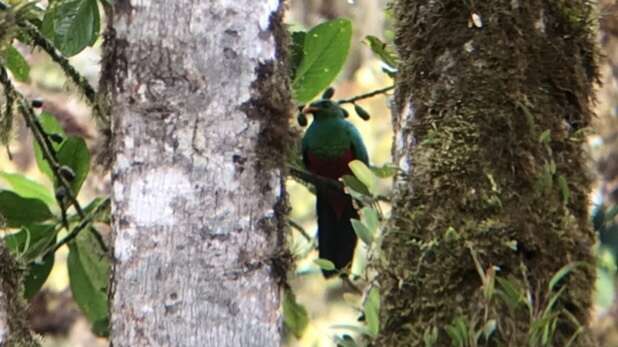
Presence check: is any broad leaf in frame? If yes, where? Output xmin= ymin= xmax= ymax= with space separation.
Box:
xmin=33 ymin=112 xmax=65 ymax=179
xmin=349 ymin=160 xmax=376 ymax=196
xmin=42 ymin=0 xmax=100 ymax=57
xmin=292 ymin=18 xmax=352 ymax=102
xmin=2 ymin=45 xmax=30 ymax=81
xmin=0 ymin=190 xmax=53 ymax=227
xmin=341 ymin=175 xmax=371 ymax=197
xmin=370 ymin=163 xmax=398 ymax=178
xmin=68 ymin=226 xmax=110 ymax=336
xmin=55 ymin=136 xmax=90 ymax=195
xmin=360 ymin=207 xmax=379 ymax=234
xmin=0 ymin=172 xmax=55 ymax=207
xmin=351 ymin=219 xmax=372 ymax=245
xmin=289 ymin=31 xmax=306 ymax=80
xmin=4 ymin=224 xmax=57 ymax=299
xmin=283 ymin=288 xmax=309 ymax=339
xmin=314 ymin=258 xmax=336 ymax=272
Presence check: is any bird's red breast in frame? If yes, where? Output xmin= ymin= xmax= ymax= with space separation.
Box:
xmin=305 ymin=148 xmax=356 ymax=218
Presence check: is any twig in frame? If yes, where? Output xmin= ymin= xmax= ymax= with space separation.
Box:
xmin=288 ymin=166 xmax=343 ymax=192
xmin=0 ymin=66 xmax=84 ymax=218
xmin=289 ymin=219 xmax=313 ymax=242
xmin=44 ymin=198 xmax=110 ymax=256
xmin=337 ymin=85 xmax=395 ymax=105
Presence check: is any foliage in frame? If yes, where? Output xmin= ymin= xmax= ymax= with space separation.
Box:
xmin=0 ymin=0 xmax=110 ymax=337
xmin=284 ymin=16 xmax=399 ymax=345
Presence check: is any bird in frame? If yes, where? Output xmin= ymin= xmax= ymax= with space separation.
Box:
xmin=301 ymin=96 xmax=369 ymax=277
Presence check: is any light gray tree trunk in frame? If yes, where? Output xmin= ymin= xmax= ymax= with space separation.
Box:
xmin=107 ymin=1 xmax=291 ymax=346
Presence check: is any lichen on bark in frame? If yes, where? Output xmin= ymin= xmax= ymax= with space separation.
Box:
xmin=378 ymin=1 xmax=599 ymax=346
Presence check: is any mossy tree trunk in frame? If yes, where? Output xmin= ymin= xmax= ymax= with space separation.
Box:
xmin=107 ymin=1 xmax=291 ymax=346
xmin=378 ymin=1 xmax=598 ymax=346
xmin=0 ymin=243 xmax=39 ymax=346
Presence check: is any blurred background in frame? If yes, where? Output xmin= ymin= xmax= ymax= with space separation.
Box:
xmin=1 ymin=0 xmax=618 ymax=346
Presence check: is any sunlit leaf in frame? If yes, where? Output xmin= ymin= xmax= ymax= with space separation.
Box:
xmin=314 ymin=258 xmax=336 ymax=272
xmin=364 ymin=35 xmax=398 ymax=68
xmin=0 ymin=172 xmax=55 ymax=207
xmin=292 ymin=18 xmax=352 ymax=102
xmin=349 ymin=160 xmax=376 ymax=195
xmin=2 ymin=45 xmax=30 ymax=81
xmin=351 ymin=219 xmax=372 ymax=245
xmin=283 ymin=288 xmax=309 ymax=339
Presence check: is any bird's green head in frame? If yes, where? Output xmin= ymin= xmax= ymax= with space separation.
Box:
xmin=303 ymin=99 xmax=347 ymax=121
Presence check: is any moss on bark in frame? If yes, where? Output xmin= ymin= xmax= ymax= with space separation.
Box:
xmin=378 ymin=1 xmax=599 ymax=346
xmin=0 ymin=243 xmax=40 ymax=347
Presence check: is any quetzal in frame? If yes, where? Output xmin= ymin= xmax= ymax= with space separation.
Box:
xmin=301 ymin=98 xmax=369 ymax=277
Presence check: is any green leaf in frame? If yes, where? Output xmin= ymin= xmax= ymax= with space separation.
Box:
xmin=314 ymin=258 xmax=336 ymax=272
xmin=423 ymin=326 xmax=439 ymax=347
xmin=360 ymin=207 xmax=379 ymax=234
xmin=364 ymin=35 xmax=398 ymax=68
xmin=349 ymin=160 xmax=376 ymax=195
xmin=55 ymin=136 xmax=90 ymax=195
xmin=42 ymin=0 xmax=100 ymax=57
xmin=548 ymin=262 xmax=582 ymax=292
xmin=282 ymin=288 xmax=309 ymax=339
xmin=4 ymin=224 xmax=57 ymax=299
xmin=289 ymin=31 xmax=306 ymax=80
xmin=0 ymin=190 xmax=53 ymax=227
xmin=557 ymin=175 xmax=570 ymax=204
xmin=33 ymin=112 xmax=65 ymax=179
xmin=292 ymin=18 xmax=352 ymax=102
xmin=370 ymin=163 xmax=398 ymax=178
xmin=539 ymin=129 xmax=551 ymax=144
xmin=341 ymin=174 xmax=371 ymax=197
xmin=68 ymin=226 xmax=110 ymax=336
xmin=364 ymin=287 xmax=380 ymax=337
xmin=351 ymin=219 xmax=373 ymax=245
xmin=2 ymin=45 xmax=30 ymax=81
xmin=0 ymin=172 xmax=55 ymax=207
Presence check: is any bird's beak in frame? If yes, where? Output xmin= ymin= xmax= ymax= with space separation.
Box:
xmin=303 ymin=107 xmax=320 ymax=114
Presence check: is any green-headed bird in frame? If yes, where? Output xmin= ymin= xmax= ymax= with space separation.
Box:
xmin=302 ymin=97 xmax=369 ymax=277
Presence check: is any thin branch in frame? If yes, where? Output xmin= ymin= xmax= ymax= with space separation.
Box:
xmin=337 ymin=85 xmax=395 ymax=105
xmin=45 ymin=198 xmax=110 ymax=257
xmin=288 ymin=166 xmax=343 ymax=192
xmin=0 ymin=66 xmax=84 ymax=218
xmin=288 ymin=219 xmax=313 ymax=242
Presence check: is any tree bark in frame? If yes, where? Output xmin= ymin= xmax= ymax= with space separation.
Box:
xmin=0 ymin=242 xmax=40 ymax=347
xmin=378 ymin=1 xmax=598 ymax=346
xmin=107 ymin=1 xmax=291 ymax=346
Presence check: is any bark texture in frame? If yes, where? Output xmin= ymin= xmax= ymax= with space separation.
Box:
xmin=108 ymin=1 xmax=291 ymax=346
xmin=0 ymin=242 xmax=40 ymax=347
xmin=378 ymin=1 xmax=598 ymax=346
